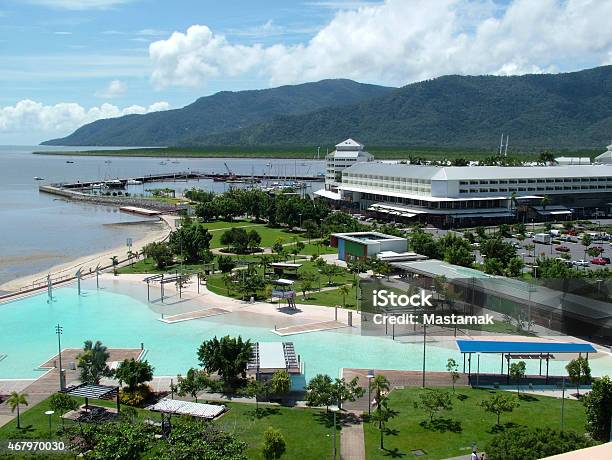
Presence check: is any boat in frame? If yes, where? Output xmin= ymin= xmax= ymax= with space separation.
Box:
xmin=126 ymin=179 xmax=142 ymax=185
xmin=66 ymin=160 xmax=74 ymax=164
xmin=104 ymin=179 xmax=124 ymax=189
xmin=159 ymin=161 xmax=167 ymax=165
xmin=33 ymin=176 xmax=44 ymax=180
xmin=92 ymin=183 xmax=104 ymax=189
xmin=104 ymin=160 xmax=112 ymax=164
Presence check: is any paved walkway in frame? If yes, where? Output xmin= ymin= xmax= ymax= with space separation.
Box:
xmin=341 ymin=410 xmax=366 ymax=460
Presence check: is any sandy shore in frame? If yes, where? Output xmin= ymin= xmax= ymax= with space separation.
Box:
xmin=0 ymin=216 xmax=173 ymax=293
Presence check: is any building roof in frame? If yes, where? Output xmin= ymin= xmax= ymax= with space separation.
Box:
xmin=149 ymin=398 xmax=226 ymax=419
xmin=344 ymin=161 xmax=612 ymax=181
xmin=258 ymin=342 xmax=287 ymax=369
xmin=456 ymin=340 xmax=596 ymax=354
xmin=332 ymin=231 xmax=407 ymax=244
xmin=335 ymin=138 xmax=364 ymax=150
xmin=541 ymin=442 xmax=612 ymax=460
xmin=314 ymin=189 xmax=342 ymax=200
xmin=64 ymin=384 xmax=118 ymax=399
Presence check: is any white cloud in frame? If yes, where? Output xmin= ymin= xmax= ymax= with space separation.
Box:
xmin=0 ymin=99 xmax=170 ymax=140
xmin=25 ymin=0 xmax=132 ymax=10
xmin=149 ymin=0 xmax=612 ymax=88
xmin=95 ymin=79 xmax=127 ymax=98
xmin=53 ymin=31 xmax=72 ymax=35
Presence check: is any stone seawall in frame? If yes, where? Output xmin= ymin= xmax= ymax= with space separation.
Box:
xmin=39 ymin=185 xmax=186 ymax=212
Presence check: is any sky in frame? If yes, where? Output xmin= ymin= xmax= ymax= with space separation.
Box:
xmin=1 ymin=0 xmax=611 ymax=144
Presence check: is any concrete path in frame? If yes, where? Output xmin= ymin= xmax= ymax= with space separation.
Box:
xmin=341 ymin=410 xmax=366 ymax=460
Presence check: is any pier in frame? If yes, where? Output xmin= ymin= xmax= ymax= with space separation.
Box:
xmin=54 ymin=170 xmax=323 ymax=190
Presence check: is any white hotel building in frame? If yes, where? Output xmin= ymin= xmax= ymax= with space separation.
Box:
xmin=319 ymin=139 xmax=612 ymax=226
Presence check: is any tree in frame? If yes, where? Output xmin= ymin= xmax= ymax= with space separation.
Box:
xmin=409 ymin=230 xmax=443 ymax=259
xmin=246 ymin=379 xmax=269 ymax=411
xmin=298 ymin=270 xmax=317 ymax=299
xmin=77 ymin=340 xmax=112 ymax=385
xmin=197 ymin=335 xmax=253 ymax=389
xmin=262 ymin=427 xmax=286 ymax=460
xmin=110 ymin=255 xmax=119 ymax=275
xmin=582 ymin=375 xmax=612 ymax=441
xmin=115 ymin=359 xmax=154 ymax=392
xmin=176 ymin=368 xmax=211 ymax=403
xmin=217 ymin=255 xmax=236 ymax=273
xmin=305 ymin=374 xmax=335 ymax=411
xmin=7 ymin=392 xmax=28 ymax=429
xmin=269 ymin=370 xmax=291 ymax=397
xmin=581 ymin=233 xmax=593 ymax=261
xmin=236 ymin=272 xmax=266 ymax=300
xmin=321 ymin=263 xmax=343 ymax=286
xmin=169 ymin=222 xmax=212 ymax=263
xmin=338 ymin=284 xmax=350 ymax=307
xmin=566 ymin=356 xmax=591 ymax=396
xmin=485 ymin=427 xmax=595 ymax=460
xmin=480 ymin=393 xmax=519 ymax=426
xmin=160 ymin=418 xmax=248 ymax=460
xmin=332 ymin=376 xmax=365 ymax=410
xmin=417 ymin=389 xmax=453 ymax=422
xmin=248 ymin=229 xmax=262 ymax=253
xmin=509 ymin=361 xmax=526 ymax=395
xmin=143 ymin=241 xmax=173 ymax=269
xmin=49 ymin=392 xmax=78 ymax=429
xmin=371 ymin=398 xmax=396 ymax=450
xmin=446 ymin=358 xmax=460 ymax=393
xmin=370 ymin=374 xmax=390 ymax=406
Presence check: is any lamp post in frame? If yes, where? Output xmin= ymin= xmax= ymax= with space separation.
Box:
xmin=44 ymin=410 xmax=54 ymax=436
xmin=55 ymin=324 xmax=64 ymax=390
xmin=367 ymin=370 xmax=375 ymax=417
xmin=422 ymin=322 xmax=427 ymax=388
xmin=330 ymin=405 xmax=339 ymax=460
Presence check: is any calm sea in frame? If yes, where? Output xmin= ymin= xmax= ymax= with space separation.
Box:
xmin=0 ymin=145 xmax=324 ymax=287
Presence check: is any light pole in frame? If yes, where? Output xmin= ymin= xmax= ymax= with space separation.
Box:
xmin=367 ymin=370 xmax=375 ymax=417
xmin=330 ymin=405 xmax=339 ymax=460
xmin=44 ymin=410 xmax=54 ymax=436
xmin=561 ymin=376 xmax=565 ymax=432
xmin=422 ymin=322 xmax=427 ymax=388
xmin=55 ymin=324 xmax=64 ymax=391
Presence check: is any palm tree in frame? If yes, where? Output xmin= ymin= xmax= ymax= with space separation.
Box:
xmin=338 ymin=285 xmax=350 ymax=308
xmin=540 ymin=195 xmax=550 ymax=211
xmin=110 ymin=256 xmax=119 ymax=275
xmin=370 ymin=375 xmax=390 ymax=407
xmin=77 ymin=340 xmax=111 ymax=384
xmin=7 ymin=392 xmax=28 ymax=429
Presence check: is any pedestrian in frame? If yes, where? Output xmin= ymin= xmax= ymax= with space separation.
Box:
xmin=470 ymin=450 xmax=478 ymax=460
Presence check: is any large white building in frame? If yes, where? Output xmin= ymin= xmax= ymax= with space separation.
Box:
xmin=337 ymin=161 xmax=612 ymax=226
xmin=324 ymin=138 xmax=373 ymax=191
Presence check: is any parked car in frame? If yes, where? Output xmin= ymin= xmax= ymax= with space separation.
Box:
xmin=572 ymin=260 xmax=589 ymax=267
xmin=555 ymin=257 xmax=573 ymax=266
xmin=591 ymin=257 xmax=608 ymax=265
xmin=555 ymin=245 xmax=570 ymax=252
xmin=603 ymin=257 xmax=611 ymax=264
xmin=526 ymin=232 xmax=534 ymax=238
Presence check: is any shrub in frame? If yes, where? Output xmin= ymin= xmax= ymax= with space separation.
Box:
xmin=262 ymin=427 xmax=286 ymax=459
xmin=119 ymin=384 xmax=153 ymax=407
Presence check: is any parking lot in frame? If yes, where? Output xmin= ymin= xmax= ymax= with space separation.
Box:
xmin=418 ymin=224 xmax=612 ymax=272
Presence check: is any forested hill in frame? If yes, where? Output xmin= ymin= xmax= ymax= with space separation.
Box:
xmin=42 ymin=79 xmax=394 ymax=147
xmin=44 ymin=66 xmax=612 ymax=150
xmin=194 ymin=66 xmax=612 ymax=150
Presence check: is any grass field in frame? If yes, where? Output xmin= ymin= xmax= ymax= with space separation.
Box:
xmin=33 ymin=145 xmax=600 ymax=161
xmin=0 ymin=396 xmax=335 ymax=460
xmin=363 ymin=386 xmax=587 ymax=460
xmin=204 ymin=221 xmax=306 ymax=249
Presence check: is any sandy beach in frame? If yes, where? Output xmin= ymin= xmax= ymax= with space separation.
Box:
xmin=0 ymin=215 xmax=173 ymax=293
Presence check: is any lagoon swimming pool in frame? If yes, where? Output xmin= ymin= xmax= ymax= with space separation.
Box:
xmin=2 ymin=285 xmax=612 ymax=385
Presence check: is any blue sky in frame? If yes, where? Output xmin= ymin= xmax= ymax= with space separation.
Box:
xmin=1 ymin=0 xmax=611 ymax=144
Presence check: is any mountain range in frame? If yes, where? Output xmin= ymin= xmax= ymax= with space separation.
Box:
xmin=44 ymin=66 xmax=612 ymax=150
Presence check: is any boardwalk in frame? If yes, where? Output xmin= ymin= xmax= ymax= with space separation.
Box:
xmin=0 ymin=348 xmax=142 ymax=428
xmin=341 ymin=411 xmax=366 ymax=460
xmin=159 ymin=307 xmax=229 ymax=323
xmin=272 ymin=320 xmax=348 ymax=336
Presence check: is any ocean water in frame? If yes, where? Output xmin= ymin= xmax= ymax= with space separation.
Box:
xmin=0 ymin=145 xmax=324 ymax=287
xmin=2 ymin=285 xmax=612 ymax=385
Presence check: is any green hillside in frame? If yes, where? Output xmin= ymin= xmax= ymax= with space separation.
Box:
xmin=42 ymin=79 xmax=394 ymax=147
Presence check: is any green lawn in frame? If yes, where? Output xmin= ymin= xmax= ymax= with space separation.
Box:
xmin=209 ymin=225 xmax=307 ymax=250
xmin=116 ymin=258 xmax=205 ymax=275
xmin=206 ymin=259 xmax=357 ymax=308
xmin=363 ymin=386 xmax=587 ymax=460
xmin=0 ymin=396 xmax=335 ymax=460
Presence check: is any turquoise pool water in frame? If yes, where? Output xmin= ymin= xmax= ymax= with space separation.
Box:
xmin=2 ymin=287 xmax=612 ymax=385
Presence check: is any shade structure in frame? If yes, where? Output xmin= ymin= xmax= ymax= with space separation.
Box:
xmin=149 ymin=398 xmax=226 ymax=419
xmin=456 ymin=340 xmax=596 ymax=354
xmin=64 ymin=384 xmax=118 ymax=399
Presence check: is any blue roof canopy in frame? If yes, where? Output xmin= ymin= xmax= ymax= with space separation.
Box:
xmin=456 ymin=340 xmax=596 ymax=354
